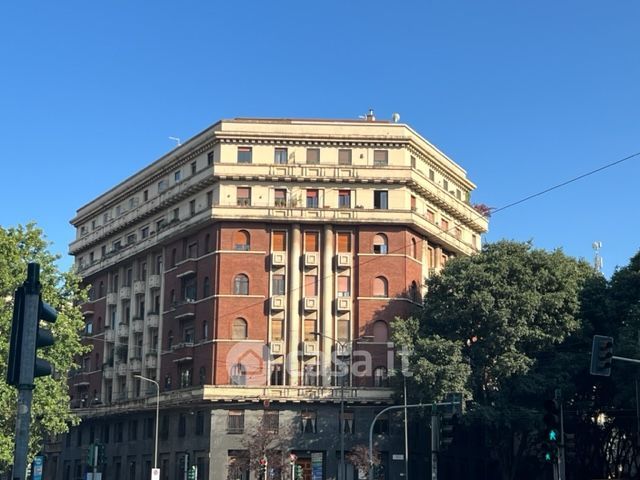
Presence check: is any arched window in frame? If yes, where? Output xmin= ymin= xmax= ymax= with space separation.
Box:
xmin=234 ymin=274 xmax=249 ymax=295
xmin=373 ymin=234 xmax=388 ymax=254
xmin=199 ymin=366 xmax=206 ymax=385
xmin=411 ymin=238 xmax=418 ymax=259
xmin=171 ymin=248 xmax=177 ymax=267
xmin=373 ymin=366 xmax=388 ymax=387
xmin=203 ymin=276 xmax=211 ymax=297
xmin=232 ymin=318 xmax=248 ymax=339
xmin=164 ymin=375 xmax=172 ymax=391
xmin=373 ymin=276 xmax=388 ymax=297
xmin=170 ymin=289 xmax=176 ymax=305
xmin=97 ymin=317 xmax=102 ymax=331
xmin=202 ymin=321 xmax=209 ymax=340
xmin=230 ymin=363 xmax=246 ymax=385
xmin=98 ymin=281 xmax=104 ymax=298
xmin=167 ymin=330 xmax=173 ymax=350
xmin=233 ymin=230 xmax=250 ymax=251
xmin=410 ymin=280 xmax=420 ymax=302
xmin=204 ymin=233 xmax=211 ymax=253
xmin=373 ymin=320 xmax=389 ymax=342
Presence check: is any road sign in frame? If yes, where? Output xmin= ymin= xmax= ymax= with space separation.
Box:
xmin=151 ymin=468 xmax=160 ymax=480
xmin=32 ymin=456 xmax=43 ymax=480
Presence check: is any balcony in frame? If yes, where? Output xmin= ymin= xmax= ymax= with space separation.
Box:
xmin=202 ymin=385 xmax=394 ymax=404
xmin=133 ymin=280 xmax=146 ymax=295
xmin=72 ymin=372 xmax=90 ymax=387
xmin=303 ymin=296 xmax=318 ymax=311
xmin=117 ymin=323 xmax=129 ymax=338
xmin=269 ymin=340 xmax=285 ymax=355
xmin=146 ymin=353 xmax=158 ymax=369
xmin=174 ymin=300 xmax=196 ymax=320
xmin=103 ymin=366 xmax=114 ymax=380
xmin=129 ymin=358 xmax=142 ymax=372
xmin=147 ymin=312 xmax=159 ymax=328
xmin=336 ymin=253 xmax=352 ymax=268
xmin=106 ymin=292 xmax=118 ymax=305
xmin=304 ymin=252 xmax=319 ymax=267
xmin=117 ymin=363 xmax=128 ymax=376
xmin=271 ymin=252 xmax=286 ymax=267
xmin=119 ymin=286 xmax=131 ymax=299
xmin=270 ymin=295 xmax=285 ymax=311
xmin=105 ymin=328 xmax=115 ymax=343
xmin=148 ymin=274 xmax=161 ymax=289
xmin=303 ymin=341 xmax=319 ymax=356
xmin=336 ymin=297 xmax=351 ymax=312
xmin=132 ymin=318 xmax=144 ymax=334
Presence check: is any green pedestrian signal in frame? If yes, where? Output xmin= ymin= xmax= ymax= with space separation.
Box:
xmin=187 ymin=465 xmax=197 ymax=480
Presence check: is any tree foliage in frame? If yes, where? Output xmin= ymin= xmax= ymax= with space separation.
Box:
xmin=0 ymin=223 xmax=89 ymax=470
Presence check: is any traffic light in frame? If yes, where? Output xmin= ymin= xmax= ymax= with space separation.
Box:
xmin=590 ymin=335 xmax=614 ymax=376
xmin=6 ymin=263 xmax=57 ymax=387
xmin=259 ymin=456 xmax=268 ymax=479
xmin=439 ymin=411 xmax=459 ymax=449
xmin=542 ymin=399 xmax=560 ymax=462
xmin=295 ymin=464 xmax=303 ymax=480
xmin=187 ymin=465 xmax=197 ymax=480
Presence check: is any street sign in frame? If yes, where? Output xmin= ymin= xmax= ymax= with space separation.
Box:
xmin=32 ymin=456 xmax=43 ymax=480
xmin=392 ymin=454 xmax=404 ymax=461
xmin=151 ymin=468 xmax=160 ymax=480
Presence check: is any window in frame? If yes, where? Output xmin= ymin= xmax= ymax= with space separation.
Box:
xmin=426 ymin=209 xmax=435 ymax=223
xmin=373 ymin=277 xmax=388 ymax=297
xmin=237 ymin=187 xmax=251 ymax=207
xmin=373 ymin=150 xmax=388 ymax=166
xmin=373 ymin=320 xmax=389 ymax=342
xmin=195 ymin=411 xmax=205 ymax=435
xmin=273 ymin=231 xmax=287 ymax=251
xmin=182 ymin=275 xmax=197 ymax=301
xmin=304 ymin=275 xmax=318 ymax=296
xmin=180 ymin=367 xmax=192 ymax=387
xmin=275 ymin=188 xmax=287 ymax=207
xmin=160 ymin=415 xmax=169 ymax=440
xmin=337 ymin=319 xmax=349 ymax=342
xmin=454 ymin=227 xmax=462 ymax=239
xmin=443 ymin=179 xmax=449 ymax=191
xmin=429 ymin=169 xmax=435 ymax=181
xmin=141 ymin=226 xmax=149 ymax=239
xmin=304 ymin=231 xmax=319 ymax=252
xmin=233 ymin=230 xmax=250 ymax=251
xmin=306 ymin=189 xmax=319 ymax=208
xmin=143 ymin=190 xmax=149 ymax=201
xmin=232 ymin=318 xmax=248 ymax=340
xmin=158 ymin=179 xmax=168 ymax=192
xmin=411 ymin=156 xmax=416 ymax=168
xmin=373 ymin=413 xmax=389 ymax=434
xmin=230 ymin=364 xmax=246 ymax=386
xmin=264 ymin=411 xmax=279 ymax=433
xmin=410 ymin=195 xmax=416 ymax=212
xmin=190 ymin=162 xmax=197 ymax=175
xmin=338 ymin=276 xmax=350 ymax=297
xmin=272 ymin=274 xmax=285 ymax=295
xmin=270 ymin=364 xmax=284 ymax=385
xmin=411 ymin=238 xmax=418 ymax=258
xmin=306 ymin=148 xmax=320 ymax=164
xmin=228 ymin=411 xmax=245 ymax=433
xmin=144 ymin=417 xmax=154 ymax=439
xmin=174 ymin=170 xmax=181 ymax=182
xmin=338 ymin=190 xmax=351 ymax=208
xmin=206 ymin=190 xmax=213 ymax=207
xmin=274 ymin=148 xmax=288 ymax=164
xmin=441 ymin=218 xmax=449 ymax=231
xmin=341 ymin=411 xmax=355 ymax=434
xmin=172 ymin=208 xmax=179 ymax=221
xmin=203 ymin=277 xmax=211 ymax=297
xmin=373 ymin=234 xmax=388 ymax=254
xmin=374 ymin=190 xmax=388 ymax=209
xmin=337 ymin=232 xmax=351 ymax=252
xmin=187 ymin=242 xmax=198 ymax=259
xmin=234 ymin=274 xmax=249 ymax=295
xmin=303 ymin=364 xmax=318 ymax=386
xmin=271 ymin=319 xmax=283 ymax=341
xmin=199 ymin=366 xmax=206 ymax=385
xmin=301 ymin=411 xmax=317 ymax=433
xmin=338 ymin=149 xmax=352 ymax=165
xmin=304 ymin=319 xmax=316 ymax=341
xmin=128 ymin=420 xmax=138 ymax=441
xmin=207 ymin=151 xmax=214 ymax=165
xmin=204 ymin=234 xmax=211 ymax=253
xmin=189 ymin=200 xmax=196 ymax=216
xmin=237 ymin=147 xmax=252 ymax=164
xmin=374 ymin=366 xmax=389 ymax=387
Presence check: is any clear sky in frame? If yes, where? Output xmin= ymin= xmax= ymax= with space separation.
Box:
xmin=1 ymin=0 xmax=638 ymax=277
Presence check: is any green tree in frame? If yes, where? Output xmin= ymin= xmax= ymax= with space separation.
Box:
xmin=393 ymin=240 xmax=594 ymax=480
xmin=0 ymin=223 xmax=89 ymax=470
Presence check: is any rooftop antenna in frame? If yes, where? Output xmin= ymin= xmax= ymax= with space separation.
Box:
xmin=168 ymin=136 xmax=182 ymax=147
xmin=592 ymin=241 xmax=603 ymax=273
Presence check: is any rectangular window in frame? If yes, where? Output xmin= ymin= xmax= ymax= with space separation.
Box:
xmin=441 ymin=218 xmax=449 ymax=231
xmin=188 ymin=243 xmax=198 ymax=259
xmin=338 ymin=190 xmax=351 ymax=208
xmin=189 ymin=200 xmax=196 ymax=216
xmin=178 ymin=414 xmax=186 ymax=437
xmin=337 ymin=232 xmax=351 ymax=253
xmin=337 ymin=319 xmax=349 ymax=341
xmin=270 ymin=364 xmax=284 ymax=385
xmin=304 ymin=232 xmax=319 ymax=252
xmin=143 ymin=190 xmax=149 ymax=201
xmin=172 ymin=208 xmax=179 ymax=221
xmin=374 ymin=190 xmax=388 ymax=209
xmin=304 ymin=320 xmax=316 ymax=342
xmin=410 ymin=195 xmax=417 ymax=212
xmin=373 ymin=413 xmax=389 ymax=434
xmin=373 ymin=150 xmax=388 ymax=166
xmin=429 ymin=169 xmax=435 ymax=181
xmin=306 ymin=189 xmax=319 ymax=208
xmin=191 ymin=162 xmax=197 ymax=175
xmin=271 ymin=319 xmax=283 ymax=341
xmin=207 ymin=151 xmax=214 ymax=166
xmin=237 ymin=187 xmax=251 ymax=206
xmin=141 ymin=226 xmax=149 ymax=239
xmin=455 ymin=227 xmax=462 ymax=239
xmin=264 ymin=411 xmax=279 ymax=433
xmin=301 ymin=411 xmax=317 ymax=433
xmin=174 ymin=170 xmax=181 ymax=182
xmin=272 ymin=231 xmax=287 ymax=251
xmin=228 ymin=411 xmax=245 ymax=434
xmin=272 ymin=274 xmax=285 ymax=295
xmin=274 ymin=189 xmax=287 ymax=207
xmin=237 ymin=147 xmax=252 ymax=164
xmin=338 ymin=149 xmax=352 ymax=165
xmin=274 ymin=148 xmax=288 ymax=164
xmin=306 ymin=148 xmax=320 ymax=164
xmin=303 ymin=363 xmax=318 ymax=384
xmin=128 ymin=420 xmax=138 ymax=441
xmin=195 ymin=411 xmax=205 ymax=435
xmin=338 ymin=276 xmax=350 ymax=297
xmin=411 ymin=156 xmax=416 ymax=168
xmin=207 ymin=191 xmax=213 ymax=207
xmin=341 ymin=411 xmax=355 ymax=434
xmin=426 ymin=210 xmax=435 ymax=223
xmin=443 ymin=179 xmax=449 ymax=191
xmin=158 ymin=180 xmax=168 ymax=192
xmin=304 ymin=275 xmax=318 ymax=296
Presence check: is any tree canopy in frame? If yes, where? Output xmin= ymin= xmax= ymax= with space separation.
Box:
xmin=0 ymin=223 xmax=88 ymax=470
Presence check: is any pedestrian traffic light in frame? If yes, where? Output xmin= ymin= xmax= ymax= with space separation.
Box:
xmin=187 ymin=465 xmax=197 ymax=480
xmin=259 ymin=456 xmax=268 ymax=479
xmin=590 ymin=335 xmax=613 ymax=376
xmin=295 ymin=464 xmax=303 ymax=480
xmin=6 ymin=263 xmax=57 ymax=387
xmin=542 ymin=399 xmax=560 ymax=462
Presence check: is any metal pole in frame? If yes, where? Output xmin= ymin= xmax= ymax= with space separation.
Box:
xmin=92 ymin=444 xmax=98 ymax=479
xmin=558 ymin=393 xmax=565 ymax=480
xmin=431 ymin=406 xmax=438 ymax=480
xmin=135 ymin=375 xmax=160 ymax=471
xmin=12 ymin=264 xmax=41 ymax=480
xmin=340 ymin=358 xmax=345 ymax=480
xmin=403 ymin=375 xmax=409 ymax=480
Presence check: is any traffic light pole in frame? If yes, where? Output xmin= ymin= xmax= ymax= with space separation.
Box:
xmin=12 ymin=265 xmax=41 ymax=480
xmin=430 ymin=407 xmax=439 ymax=480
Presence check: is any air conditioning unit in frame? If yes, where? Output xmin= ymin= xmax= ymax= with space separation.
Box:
xmin=304 ymin=252 xmax=319 ymax=267
xmin=270 ymin=341 xmax=285 ymax=355
xmin=336 ymin=254 xmax=351 ymax=268
xmin=303 ymin=341 xmax=319 ymax=356
xmin=271 ymin=295 xmax=285 ymax=311
xmin=336 ymin=297 xmax=351 ymax=312
xmin=271 ymin=252 xmax=286 ymax=267
xmin=304 ymin=296 xmax=318 ymax=311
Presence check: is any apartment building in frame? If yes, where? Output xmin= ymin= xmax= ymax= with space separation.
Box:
xmin=47 ymin=116 xmax=488 ymax=480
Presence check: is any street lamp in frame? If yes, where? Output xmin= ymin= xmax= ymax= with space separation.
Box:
xmin=311 ymin=332 xmax=371 ymax=480
xmin=135 ymin=374 xmax=160 ymax=472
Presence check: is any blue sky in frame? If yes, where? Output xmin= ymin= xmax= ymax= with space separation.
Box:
xmin=1 ymin=1 xmax=638 ymax=277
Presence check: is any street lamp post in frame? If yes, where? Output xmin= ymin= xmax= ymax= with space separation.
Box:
xmin=135 ymin=374 xmax=160 ymax=472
